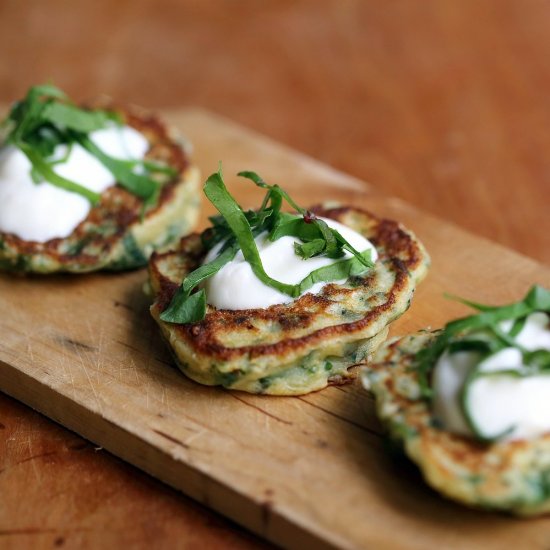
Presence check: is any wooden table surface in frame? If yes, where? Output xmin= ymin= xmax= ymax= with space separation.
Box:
xmin=1 ymin=1 xmax=549 ymax=548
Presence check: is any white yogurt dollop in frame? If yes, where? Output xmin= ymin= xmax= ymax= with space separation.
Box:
xmin=203 ymin=217 xmax=378 ymax=310
xmin=433 ymin=312 xmax=550 ymax=441
xmin=0 ymin=124 xmax=149 ymax=242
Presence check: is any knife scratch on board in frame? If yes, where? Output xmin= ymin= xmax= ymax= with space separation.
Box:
xmin=73 ymin=342 xmax=102 ymax=413
xmin=49 ymin=333 xmax=77 ymax=396
xmin=127 ymin=356 xmax=142 ymax=386
xmin=184 ymin=428 xmax=207 ymax=447
xmin=24 ymin=330 xmax=35 ymax=363
xmin=86 ymin=319 xmax=105 ymax=372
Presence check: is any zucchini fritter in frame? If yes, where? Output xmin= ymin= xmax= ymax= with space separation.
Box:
xmin=364 ymin=332 xmax=550 ymax=516
xmin=0 ymin=107 xmax=200 ymax=273
xmin=149 ymin=205 xmax=429 ymax=395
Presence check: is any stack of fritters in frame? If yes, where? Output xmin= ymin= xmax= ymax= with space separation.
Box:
xmin=148 ymin=205 xmax=429 ymax=395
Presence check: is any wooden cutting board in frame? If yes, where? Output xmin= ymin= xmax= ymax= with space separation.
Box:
xmin=1 ymin=108 xmax=549 ymax=550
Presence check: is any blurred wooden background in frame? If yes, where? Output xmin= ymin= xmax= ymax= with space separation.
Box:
xmin=1 ymin=1 xmax=549 ymax=548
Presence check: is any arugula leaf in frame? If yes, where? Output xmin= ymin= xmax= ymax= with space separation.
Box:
xmin=294 ymin=250 xmax=372 ymax=294
xmin=26 ymin=84 xmax=68 ymax=100
xmin=159 ymin=244 xmax=239 ymax=323
xmin=181 ymin=244 xmax=240 ymax=295
xmin=526 ymin=285 xmax=550 ymax=310
xmin=160 ymin=288 xmax=207 ymax=324
xmin=508 ymin=316 xmax=527 ymax=338
xmin=314 ymin=218 xmax=341 ymax=258
xmin=524 ymin=349 xmax=550 ymax=371
xmin=294 ymin=238 xmax=326 ymax=259
xmin=269 ymin=212 xmax=311 ymax=241
xmin=333 ymin=229 xmax=372 ymax=267
xmin=42 ymin=102 xmax=112 ymax=133
xmin=76 ymin=134 xmax=158 ymax=200
xmin=238 ymin=170 xmax=304 ymax=214
xmin=19 ymin=143 xmax=100 ymax=204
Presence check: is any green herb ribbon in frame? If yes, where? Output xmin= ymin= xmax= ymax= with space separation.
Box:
xmin=415 ymin=285 xmax=550 ymax=442
xmin=160 ymin=167 xmax=374 ymax=324
xmin=1 ymin=83 xmax=176 ymax=207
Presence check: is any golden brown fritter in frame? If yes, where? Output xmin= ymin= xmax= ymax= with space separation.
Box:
xmin=364 ymin=332 xmax=550 ymax=516
xmin=0 ymin=105 xmax=200 ymax=273
xmin=148 ymin=205 xmax=429 ymax=395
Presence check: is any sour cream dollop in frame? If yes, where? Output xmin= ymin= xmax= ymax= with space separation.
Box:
xmin=0 ymin=124 xmax=149 ymax=242
xmin=203 ymin=217 xmax=378 ymax=310
xmin=433 ymin=312 xmax=550 ymax=441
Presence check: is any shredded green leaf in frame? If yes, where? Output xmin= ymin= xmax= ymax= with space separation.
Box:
xmin=160 ymin=166 xmax=375 ymax=324
xmin=294 ymin=238 xmax=326 ymax=259
xmin=76 ymin=134 xmax=158 ymax=200
xmin=160 ymin=244 xmax=239 ymax=323
xmin=19 ymin=143 xmax=100 ymax=204
xmin=416 ymin=285 xmax=550 ymax=442
xmin=41 ymin=101 xmax=114 ymax=134
xmin=1 ymin=83 xmax=176 ymax=207
xmin=416 ymin=285 xmax=550 ymax=397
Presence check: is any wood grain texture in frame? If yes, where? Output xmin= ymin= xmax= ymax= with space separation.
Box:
xmin=1 ymin=2 xmax=550 ymax=547
xmin=0 ymin=394 xmax=263 ymax=550
xmin=1 ymin=108 xmax=550 ymax=549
